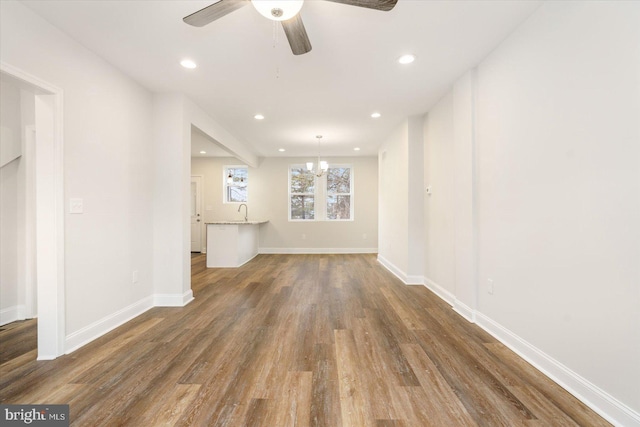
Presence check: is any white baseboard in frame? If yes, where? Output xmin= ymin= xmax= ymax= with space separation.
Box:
xmin=453 ymin=299 xmax=476 ymax=323
xmin=376 ymin=261 xmax=639 ymax=427
xmin=0 ymin=305 xmax=26 ymax=326
xmin=423 ymin=276 xmax=456 ymax=306
xmin=154 ymin=290 xmax=194 ymax=307
xmin=260 ymin=247 xmax=378 ymax=254
xmin=65 ymin=296 xmax=154 ymax=354
xmin=475 ymin=313 xmax=640 ymax=427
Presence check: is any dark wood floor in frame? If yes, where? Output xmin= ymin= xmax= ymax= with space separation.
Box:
xmin=1 ymin=254 xmax=610 ymax=426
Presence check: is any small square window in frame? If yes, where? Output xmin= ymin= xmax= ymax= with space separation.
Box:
xmin=224 ymin=166 xmax=248 ymax=203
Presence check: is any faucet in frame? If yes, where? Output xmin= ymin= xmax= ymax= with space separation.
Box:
xmin=238 ymin=203 xmax=248 ymax=221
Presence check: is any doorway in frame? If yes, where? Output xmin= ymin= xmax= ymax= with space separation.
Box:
xmin=190 ymin=175 xmax=203 ymax=253
xmin=1 ymin=63 xmax=65 ymax=359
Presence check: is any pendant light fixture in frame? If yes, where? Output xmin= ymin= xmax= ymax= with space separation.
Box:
xmin=307 ymin=135 xmax=328 ymax=177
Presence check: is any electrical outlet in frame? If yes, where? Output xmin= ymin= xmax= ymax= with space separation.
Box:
xmin=70 ymin=198 xmax=83 ymax=214
xmin=132 ymin=270 xmax=139 ymax=284
xmin=487 ymin=278 xmax=494 ymax=295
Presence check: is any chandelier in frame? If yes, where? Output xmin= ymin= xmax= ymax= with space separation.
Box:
xmin=306 ymin=135 xmax=328 ymax=177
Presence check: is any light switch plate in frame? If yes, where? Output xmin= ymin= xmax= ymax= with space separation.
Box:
xmin=70 ymin=198 xmax=83 ymax=214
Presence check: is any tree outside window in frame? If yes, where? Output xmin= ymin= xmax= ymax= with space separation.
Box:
xmin=290 ymin=166 xmax=315 ymax=220
xmin=326 ymin=167 xmax=352 ymax=220
xmin=289 ymin=164 xmax=353 ymax=221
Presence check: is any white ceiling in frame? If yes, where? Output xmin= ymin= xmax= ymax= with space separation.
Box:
xmin=22 ymin=0 xmax=542 ymax=158
xmin=191 ymin=125 xmax=234 ymax=157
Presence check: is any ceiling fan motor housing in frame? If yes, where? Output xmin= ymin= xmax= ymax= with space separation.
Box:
xmin=183 ymin=0 xmax=397 ymax=55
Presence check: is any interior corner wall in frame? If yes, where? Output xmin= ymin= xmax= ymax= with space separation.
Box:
xmin=451 ymin=70 xmax=477 ymax=319
xmin=152 ymin=93 xmax=192 ymax=303
xmin=378 ymin=121 xmax=409 ymax=278
xmin=423 ymin=91 xmax=456 ymax=301
xmin=1 ymin=0 xmax=155 ymax=346
xmin=406 ymin=116 xmax=425 ymax=281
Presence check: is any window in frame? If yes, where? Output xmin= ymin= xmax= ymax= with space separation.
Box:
xmin=289 ymin=164 xmax=353 ymax=221
xmin=326 ymin=166 xmax=352 ymax=220
xmin=289 ymin=166 xmax=315 ymax=220
xmin=224 ymin=165 xmax=248 ymax=203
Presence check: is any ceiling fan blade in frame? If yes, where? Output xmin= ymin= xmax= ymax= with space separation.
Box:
xmin=281 ymin=15 xmax=312 ymax=55
xmin=322 ymin=0 xmax=397 ymax=12
xmin=183 ymin=0 xmax=249 ymax=27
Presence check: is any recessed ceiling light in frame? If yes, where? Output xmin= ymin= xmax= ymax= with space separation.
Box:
xmin=254 ymin=114 xmax=265 ymax=120
xmin=398 ymin=54 xmax=415 ymax=65
xmin=354 ymin=147 xmax=361 ymax=151
xmin=180 ymin=59 xmax=197 ymax=69
xmin=199 ymin=151 xmax=206 ymax=154
xmin=278 ymin=148 xmax=286 ymax=152
xmin=371 ymin=112 xmax=381 ymax=118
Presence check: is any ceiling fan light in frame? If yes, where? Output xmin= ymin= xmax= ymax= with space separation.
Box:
xmin=252 ymin=0 xmax=303 ymax=21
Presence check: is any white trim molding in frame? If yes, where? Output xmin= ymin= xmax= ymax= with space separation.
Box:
xmin=423 ymin=276 xmax=456 ymax=306
xmin=475 ymin=313 xmax=640 ymax=427
xmin=261 ymin=247 xmax=378 ymax=255
xmin=154 ymin=290 xmax=194 ymax=307
xmin=0 ymin=305 xmax=27 ymax=326
xmin=65 ymin=296 xmax=154 ymax=355
xmin=453 ymin=300 xmax=476 ymax=323
xmin=377 ymin=255 xmax=409 ymax=283
xmin=375 ymin=261 xmax=640 ymax=427
xmin=1 ymin=61 xmax=66 ymax=360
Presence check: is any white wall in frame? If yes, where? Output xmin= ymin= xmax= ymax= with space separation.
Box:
xmin=1 ymin=1 xmax=155 ymax=341
xmin=152 ymin=93 xmax=189 ymax=302
xmin=423 ymin=92 xmax=456 ymax=297
xmin=420 ymin=1 xmax=640 ymax=424
xmin=0 ymin=79 xmax=22 ymax=167
xmin=378 ymin=122 xmax=409 ymax=277
xmin=191 ymin=156 xmax=378 ymax=252
xmin=0 ymin=79 xmax=22 ymax=321
xmin=475 ymin=0 xmax=639 ymax=417
xmin=407 ymin=116 xmax=425 ymax=280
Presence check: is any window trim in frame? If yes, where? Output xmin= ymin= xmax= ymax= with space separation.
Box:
xmin=325 ymin=164 xmax=354 ymax=222
xmin=223 ymin=165 xmax=248 ymax=204
xmin=288 ymin=163 xmax=354 ymax=222
xmin=288 ymin=164 xmax=316 ymax=221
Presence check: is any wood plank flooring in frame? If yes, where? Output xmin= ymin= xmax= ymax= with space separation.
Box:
xmin=0 ymin=254 xmax=610 ymax=426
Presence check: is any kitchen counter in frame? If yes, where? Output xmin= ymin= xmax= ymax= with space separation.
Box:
xmin=206 ymin=220 xmax=269 ymax=225
xmin=205 ymin=220 xmax=268 ymax=268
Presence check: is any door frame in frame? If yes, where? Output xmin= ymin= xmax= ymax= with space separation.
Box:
xmin=190 ymin=175 xmax=204 ymax=253
xmin=1 ymin=62 xmax=65 ymax=360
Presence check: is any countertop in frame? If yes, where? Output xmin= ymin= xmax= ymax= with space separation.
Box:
xmin=205 ymin=220 xmax=269 ymax=225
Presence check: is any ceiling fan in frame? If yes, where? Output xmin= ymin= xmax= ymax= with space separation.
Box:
xmin=183 ymin=0 xmax=398 ymax=55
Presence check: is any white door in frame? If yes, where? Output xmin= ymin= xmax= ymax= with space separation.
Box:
xmin=190 ymin=176 xmax=203 ymax=252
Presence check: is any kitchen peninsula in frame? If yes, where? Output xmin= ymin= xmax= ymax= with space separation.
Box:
xmin=205 ymin=220 xmax=268 ymax=268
